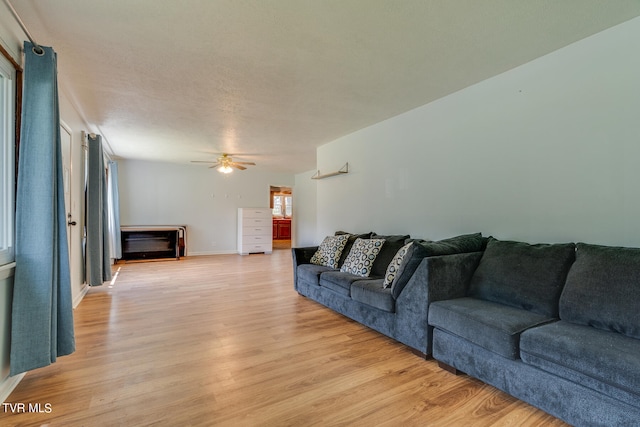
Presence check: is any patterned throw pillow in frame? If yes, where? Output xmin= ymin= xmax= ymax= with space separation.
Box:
xmin=340 ymin=238 xmax=385 ymax=277
xmin=383 ymin=242 xmax=413 ymax=288
xmin=310 ymin=234 xmax=350 ymax=268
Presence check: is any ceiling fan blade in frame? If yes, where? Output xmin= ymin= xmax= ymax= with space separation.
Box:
xmin=192 ymin=154 xmax=255 ymax=171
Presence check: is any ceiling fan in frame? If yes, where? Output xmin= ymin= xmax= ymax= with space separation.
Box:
xmin=191 ymin=153 xmax=256 ymax=174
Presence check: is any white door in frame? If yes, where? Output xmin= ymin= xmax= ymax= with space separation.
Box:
xmin=60 ymin=122 xmax=83 ymax=303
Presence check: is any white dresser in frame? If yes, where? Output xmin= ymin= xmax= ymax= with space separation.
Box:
xmin=237 ymin=208 xmax=273 ymax=255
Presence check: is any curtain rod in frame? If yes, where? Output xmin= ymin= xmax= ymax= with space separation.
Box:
xmin=2 ymin=0 xmax=44 ymax=55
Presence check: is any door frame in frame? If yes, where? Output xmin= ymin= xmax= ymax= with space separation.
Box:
xmin=60 ymin=120 xmax=86 ymax=306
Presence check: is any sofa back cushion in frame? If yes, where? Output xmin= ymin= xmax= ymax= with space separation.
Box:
xmin=369 ymin=234 xmax=410 ymax=278
xmin=390 ymin=232 xmax=487 ymax=299
xmin=415 ymin=232 xmax=487 ymax=257
xmin=560 ymin=243 xmax=640 ymax=339
xmin=468 ymin=238 xmax=575 ymax=317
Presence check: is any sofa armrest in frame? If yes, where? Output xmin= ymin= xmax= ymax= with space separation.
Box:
xmin=392 ymin=251 xmax=483 ymax=355
xmin=292 ymin=246 xmax=319 ymax=291
xmin=292 ymin=246 xmax=318 ymax=266
xmin=394 ymin=251 xmax=483 ymax=304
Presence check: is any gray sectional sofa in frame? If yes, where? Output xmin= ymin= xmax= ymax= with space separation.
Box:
xmin=292 ymin=232 xmax=486 ymax=357
xmin=428 ymin=238 xmax=640 ymax=426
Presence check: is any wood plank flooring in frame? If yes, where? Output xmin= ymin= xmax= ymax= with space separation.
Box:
xmin=2 ymin=249 xmax=567 ymax=426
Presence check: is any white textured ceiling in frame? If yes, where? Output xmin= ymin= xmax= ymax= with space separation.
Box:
xmin=6 ymin=0 xmax=640 ymax=173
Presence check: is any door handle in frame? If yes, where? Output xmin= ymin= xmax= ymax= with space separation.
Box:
xmin=68 ymin=220 xmax=77 ymax=226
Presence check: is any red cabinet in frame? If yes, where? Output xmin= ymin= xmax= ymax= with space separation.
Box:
xmin=273 ymin=219 xmax=291 ymax=240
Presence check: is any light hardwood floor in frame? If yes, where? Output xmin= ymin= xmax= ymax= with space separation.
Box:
xmin=2 ymin=249 xmax=567 ymax=426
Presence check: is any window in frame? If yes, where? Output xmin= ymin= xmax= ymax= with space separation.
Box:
xmin=0 ymin=55 xmax=15 ymax=266
xmin=272 ymin=194 xmax=292 ymax=217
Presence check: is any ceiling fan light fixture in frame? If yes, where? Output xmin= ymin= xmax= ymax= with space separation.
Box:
xmin=192 ymin=153 xmax=255 ymax=173
xmin=218 ymin=165 xmax=233 ymax=174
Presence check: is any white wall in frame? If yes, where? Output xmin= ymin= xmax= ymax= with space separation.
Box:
xmin=118 ymin=159 xmax=295 ymax=255
xmin=315 ymin=16 xmax=640 ymax=247
xmin=293 ymin=170 xmax=317 ymax=247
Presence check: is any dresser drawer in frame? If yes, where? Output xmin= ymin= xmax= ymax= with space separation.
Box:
xmin=242 ymin=235 xmax=271 ymax=245
xmin=241 ymin=208 xmax=271 ymax=218
xmin=243 ymin=225 xmax=270 ymax=236
xmin=243 ymin=217 xmax=271 ymax=227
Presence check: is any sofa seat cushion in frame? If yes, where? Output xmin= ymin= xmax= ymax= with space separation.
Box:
xmin=468 ymin=238 xmax=575 ymax=317
xmin=521 ymin=321 xmax=640 ymax=406
xmin=429 ymin=297 xmax=555 ymax=359
xmin=351 ymin=279 xmax=395 ymax=313
xmin=297 ymin=264 xmax=334 ymax=286
xmin=319 ymin=271 xmax=371 ymax=296
xmin=560 ymin=243 xmax=640 ymax=339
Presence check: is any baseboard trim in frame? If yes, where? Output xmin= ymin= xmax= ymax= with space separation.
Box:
xmin=0 ymin=373 xmax=25 ymax=403
xmin=188 ymin=250 xmax=238 ymax=256
xmin=73 ymin=283 xmax=89 ymax=309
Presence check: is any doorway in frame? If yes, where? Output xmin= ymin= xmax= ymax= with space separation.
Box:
xmin=60 ymin=122 xmax=84 ymax=305
xmin=270 ymin=186 xmax=292 ymax=250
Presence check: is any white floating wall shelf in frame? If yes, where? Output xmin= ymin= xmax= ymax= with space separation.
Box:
xmin=311 ymin=163 xmax=349 ymax=180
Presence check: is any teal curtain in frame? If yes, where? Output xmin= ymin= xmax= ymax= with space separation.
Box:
xmin=10 ymin=42 xmax=75 ymax=376
xmin=86 ymin=134 xmax=112 ymax=285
